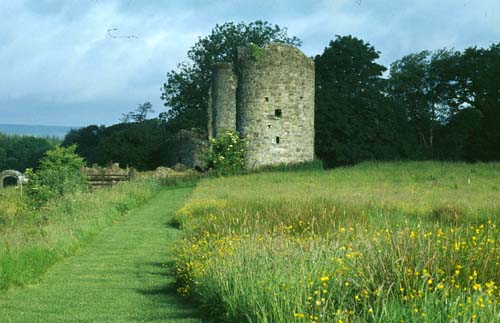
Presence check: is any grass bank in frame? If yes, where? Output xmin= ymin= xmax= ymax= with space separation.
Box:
xmin=0 ymin=188 xmax=200 ymax=322
xmin=173 ymin=161 xmax=500 ymax=322
xmin=0 ymin=180 xmax=159 ymax=291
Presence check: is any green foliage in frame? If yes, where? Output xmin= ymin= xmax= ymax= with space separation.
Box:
xmin=0 ymin=132 xmax=56 ymax=171
xmin=315 ymin=36 xmax=500 ymax=165
xmin=161 ymin=21 xmax=301 ymax=130
xmin=63 ymin=120 xmax=168 ymax=171
xmin=25 ymin=145 xmax=87 ymax=208
xmin=388 ymin=43 xmax=500 ymax=161
xmin=249 ymin=43 xmax=263 ymax=61
xmin=206 ymin=130 xmax=246 ymax=175
xmin=174 ymin=162 xmax=500 ymax=322
xmin=314 ymin=35 xmax=408 ymax=166
xmin=388 ymin=49 xmax=458 ymax=157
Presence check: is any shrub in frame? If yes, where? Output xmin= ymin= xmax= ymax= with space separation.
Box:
xmin=249 ymin=43 xmax=263 ymax=61
xmin=206 ymin=130 xmax=246 ymax=176
xmin=25 ymin=145 xmax=88 ymax=208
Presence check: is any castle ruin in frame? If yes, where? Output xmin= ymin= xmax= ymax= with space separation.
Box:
xmin=208 ymin=42 xmax=315 ymax=168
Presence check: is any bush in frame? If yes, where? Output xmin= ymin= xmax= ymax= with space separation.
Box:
xmin=206 ymin=130 xmax=246 ymax=176
xmin=25 ymin=145 xmax=88 ymax=208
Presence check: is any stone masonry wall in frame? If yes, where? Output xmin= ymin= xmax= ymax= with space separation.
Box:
xmin=237 ymin=43 xmax=315 ymax=168
xmin=210 ymin=63 xmax=237 ymax=137
xmin=164 ymin=129 xmax=208 ymax=169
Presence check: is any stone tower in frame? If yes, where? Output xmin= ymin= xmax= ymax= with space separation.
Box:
xmin=208 ymin=63 xmax=237 ymax=138
xmin=209 ymin=43 xmax=315 ymax=168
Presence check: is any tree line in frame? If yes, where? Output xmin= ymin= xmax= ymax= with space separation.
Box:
xmin=316 ymin=36 xmax=500 ymax=166
xmin=0 ymin=133 xmax=58 ymax=173
xmin=63 ymin=21 xmax=500 ymax=169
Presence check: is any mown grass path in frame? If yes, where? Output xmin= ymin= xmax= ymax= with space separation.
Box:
xmin=0 ymin=188 xmax=202 ymax=323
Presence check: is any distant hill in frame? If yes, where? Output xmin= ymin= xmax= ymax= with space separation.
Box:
xmin=0 ymin=124 xmax=76 ymax=139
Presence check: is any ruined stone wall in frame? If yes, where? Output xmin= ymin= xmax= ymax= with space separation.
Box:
xmin=210 ymin=63 xmax=237 ymax=137
xmin=237 ymin=43 xmax=315 ymax=168
xmin=164 ymin=129 xmax=208 ymax=169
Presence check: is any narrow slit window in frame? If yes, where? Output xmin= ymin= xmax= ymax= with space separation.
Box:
xmin=276 ymin=136 xmax=280 ymax=144
xmin=275 ymin=109 xmax=282 ymax=118
xmin=265 ymin=97 xmax=269 ymax=102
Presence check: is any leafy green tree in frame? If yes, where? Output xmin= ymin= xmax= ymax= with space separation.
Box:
xmin=436 ymin=108 xmax=482 ymax=160
xmin=0 ymin=133 xmax=55 ymax=171
xmin=459 ymin=44 xmax=500 ymax=160
xmin=388 ymin=50 xmax=461 ymax=157
xmin=100 ymin=120 xmax=165 ymax=170
xmin=161 ymin=21 xmax=301 ymax=130
xmin=63 ymin=120 xmax=167 ymax=171
xmin=388 ymin=44 xmax=500 ymax=161
xmin=63 ymin=125 xmax=106 ymax=165
xmin=314 ymin=35 xmax=405 ymax=166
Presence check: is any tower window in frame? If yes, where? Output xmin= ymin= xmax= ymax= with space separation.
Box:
xmin=276 ymin=136 xmax=280 ymax=144
xmin=274 ymin=109 xmax=282 ymax=118
xmin=265 ymin=97 xmax=269 ymax=102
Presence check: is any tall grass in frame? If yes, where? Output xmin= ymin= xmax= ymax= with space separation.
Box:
xmin=173 ymin=161 xmax=500 ymax=322
xmin=0 ymin=180 xmax=159 ymax=291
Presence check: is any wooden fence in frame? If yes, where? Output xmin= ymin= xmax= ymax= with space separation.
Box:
xmin=85 ymin=168 xmax=136 ymax=188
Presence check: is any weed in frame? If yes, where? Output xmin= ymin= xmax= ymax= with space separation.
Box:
xmin=173 ymin=161 xmax=500 ymax=322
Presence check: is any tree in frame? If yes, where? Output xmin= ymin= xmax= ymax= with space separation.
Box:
xmin=63 ymin=125 xmax=106 ymax=165
xmin=459 ymin=44 xmax=500 ymax=160
xmin=388 ymin=44 xmax=500 ymax=161
xmin=121 ymin=102 xmax=155 ymax=123
xmin=436 ymin=108 xmax=482 ymax=161
xmin=0 ymin=133 xmax=55 ymax=171
xmin=314 ymin=35 xmax=405 ymax=166
xmin=63 ymin=120 xmax=168 ymax=171
xmin=388 ymin=49 xmax=462 ymax=157
xmin=161 ymin=21 xmax=301 ymax=130
xmin=100 ymin=120 xmax=165 ymax=170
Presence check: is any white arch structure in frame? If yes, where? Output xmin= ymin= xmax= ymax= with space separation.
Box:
xmin=0 ymin=170 xmax=27 ymax=190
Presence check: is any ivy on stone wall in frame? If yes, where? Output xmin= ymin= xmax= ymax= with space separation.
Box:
xmin=249 ymin=43 xmax=263 ymax=62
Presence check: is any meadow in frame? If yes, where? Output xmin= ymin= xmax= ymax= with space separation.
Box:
xmin=0 ymin=180 xmax=159 ymax=291
xmin=173 ymin=161 xmax=500 ymax=322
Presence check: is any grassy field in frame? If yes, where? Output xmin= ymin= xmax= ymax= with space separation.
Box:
xmin=173 ymin=161 xmax=500 ymax=322
xmin=0 ymin=180 xmax=159 ymax=291
xmin=0 ymin=188 xmax=201 ymax=323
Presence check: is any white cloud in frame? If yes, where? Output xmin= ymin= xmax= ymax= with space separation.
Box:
xmin=0 ymin=0 xmax=498 ymax=125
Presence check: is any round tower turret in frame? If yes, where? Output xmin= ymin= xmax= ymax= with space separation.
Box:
xmin=237 ymin=43 xmax=315 ymax=168
xmin=210 ymin=62 xmax=237 ymax=137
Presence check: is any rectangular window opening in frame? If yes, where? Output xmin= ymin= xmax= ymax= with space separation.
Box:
xmin=275 ymin=109 xmax=282 ymax=118
xmin=276 ymin=136 xmax=280 ymax=144
xmin=265 ymin=97 xmax=269 ymax=102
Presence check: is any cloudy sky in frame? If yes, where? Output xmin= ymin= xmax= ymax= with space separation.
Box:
xmin=0 ymin=0 xmax=499 ymax=127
